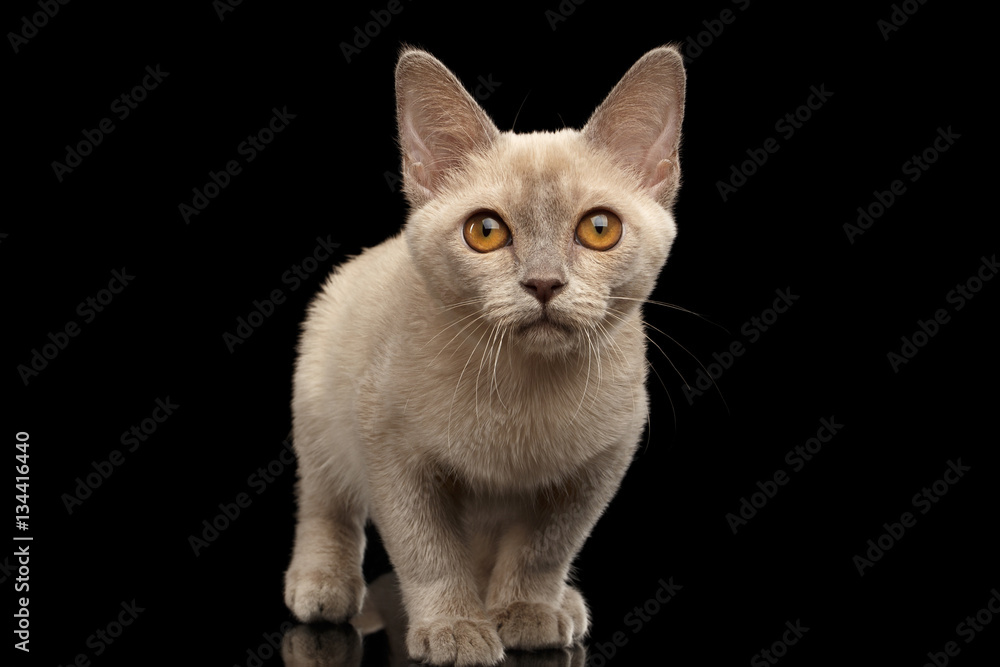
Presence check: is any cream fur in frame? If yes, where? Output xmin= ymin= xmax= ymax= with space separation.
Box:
xmin=285 ymin=45 xmax=686 ymax=666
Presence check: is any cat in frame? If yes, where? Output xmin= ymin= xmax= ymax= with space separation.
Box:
xmin=284 ymin=44 xmax=686 ymax=666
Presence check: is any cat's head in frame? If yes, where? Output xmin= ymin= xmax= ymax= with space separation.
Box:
xmin=396 ymin=46 xmax=686 ymax=357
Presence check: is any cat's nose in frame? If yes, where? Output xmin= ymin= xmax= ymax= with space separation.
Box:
xmin=521 ymin=277 xmax=566 ymax=304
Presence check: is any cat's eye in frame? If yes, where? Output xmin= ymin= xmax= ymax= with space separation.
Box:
xmin=464 ymin=212 xmax=511 ymax=253
xmin=575 ymin=210 xmax=622 ymax=251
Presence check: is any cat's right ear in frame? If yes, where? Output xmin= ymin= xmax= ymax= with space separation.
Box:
xmin=395 ymin=48 xmax=500 ymax=207
xmin=583 ymin=46 xmax=687 ymax=209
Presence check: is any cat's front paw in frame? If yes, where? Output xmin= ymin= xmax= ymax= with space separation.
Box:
xmin=407 ymin=617 xmax=504 ymax=666
xmin=491 ymin=601 xmax=570 ymax=650
xmin=560 ymin=586 xmax=590 ymax=643
xmin=284 ymin=563 xmax=365 ymax=623
xmin=491 ymin=588 xmax=589 ymax=651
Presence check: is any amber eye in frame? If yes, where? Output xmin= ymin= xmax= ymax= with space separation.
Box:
xmin=464 ymin=211 xmax=511 ymax=253
xmin=576 ymin=210 xmax=622 ymax=250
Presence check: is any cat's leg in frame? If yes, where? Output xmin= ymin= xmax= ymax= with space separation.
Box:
xmin=368 ymin=462 xmax=504 ymax=667
xmin=284 ymin=478 xmax=367 ymax=623
xmin=486 ymin=447 xmax=633 ymax=650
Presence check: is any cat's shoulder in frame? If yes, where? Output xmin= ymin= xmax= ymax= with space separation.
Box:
xmin=302 ymin=231 xmax=419 ymax=332
xmin=317 ymin=231 xmax=411 ymax=291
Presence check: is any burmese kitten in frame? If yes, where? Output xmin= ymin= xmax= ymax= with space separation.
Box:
xmin=284 ymin=45 xmax=686 ymax=666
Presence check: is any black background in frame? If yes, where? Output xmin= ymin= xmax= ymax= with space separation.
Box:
xmin=6 ymin=1 xmax=996 ymax=665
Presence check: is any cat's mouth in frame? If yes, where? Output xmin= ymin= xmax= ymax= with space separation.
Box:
xmin=517 ymin=312 xmax=576 ymax=338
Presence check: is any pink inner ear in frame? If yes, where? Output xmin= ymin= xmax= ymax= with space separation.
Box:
xmin=645 ymin=158 xmax=673 ymax=189
xmin=402 ymin=112 xmax=434 ymax=191
xmin=403 ymin=115 xmax=430 ymax=166
xmin=641 ymin=114 xmax=680 ymax=188
xmin=408 ymin=162 xmax=430 ymax=193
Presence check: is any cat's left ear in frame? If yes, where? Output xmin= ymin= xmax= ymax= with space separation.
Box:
xmin=583 ymin=46 xmax=686 ymax=209
xmin=395 ymin=47 xmax=500 ymax=207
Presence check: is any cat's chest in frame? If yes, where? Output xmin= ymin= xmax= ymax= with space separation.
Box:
xmin=373 ymin=337 xmax=649 ymax=488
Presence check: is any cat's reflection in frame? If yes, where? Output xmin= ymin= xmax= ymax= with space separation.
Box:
xmin=282 ymin=572 xmax=586 ymax=667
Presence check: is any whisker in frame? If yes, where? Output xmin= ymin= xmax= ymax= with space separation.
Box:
xmin=594 ymin=319 xmax=629 ymax=377
xmin=407 ymin=312 xmax=486 ymax=415
xmin=590 ymin=325 xmax=603 ymax=413
xmin=475 ymin=323 xmax=501 ymax=423
xmin=420 ymin=307 xmax=485 ymax=355
xmin=570 ymin=329 xmax=593 ymax=423
xmin=511 ymin=91 xmax=531 ymax=132
xmin=607 ymin=296 xmax=730 ymax=335
xmin=491 ymin=325 xmax=509 ymax=411
xmin=603 ymin=309 xmax=678 ymax=430
xmin=643 ymin=358 xmax=672 ymax=446
xmin=593 ymin=312 xmax=663 ymax=441
xmin=447 ymin=320 xmax=493 ymax=448
xmin=612 ymin=306 xmax=730 ymax=415
xmin=594 ymin=319 xmax=638 ymax=426
xmin=436 ymin=296 xmax=489 ymax=313
xmin=605 ymin=308 xmax=689 ymax=389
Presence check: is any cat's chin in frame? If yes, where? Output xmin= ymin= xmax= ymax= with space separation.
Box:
xmin=512 ymin=317 xmax=579 ymax=356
